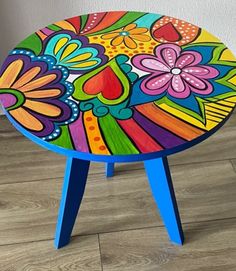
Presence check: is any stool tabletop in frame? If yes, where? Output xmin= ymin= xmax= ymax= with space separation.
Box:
xmin=0 ymin=11 xmax=236 ymax=162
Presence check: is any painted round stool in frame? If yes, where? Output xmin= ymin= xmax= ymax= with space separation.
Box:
xmin=0 ymin=11 xmax=236 ymax=249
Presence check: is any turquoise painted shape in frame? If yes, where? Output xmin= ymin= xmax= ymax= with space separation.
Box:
xmin=134 ymin=13 xmax=162 ymax=28
xmin=44 ymin=33 xmax=102 ymax=71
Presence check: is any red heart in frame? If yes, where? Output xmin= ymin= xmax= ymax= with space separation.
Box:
xmin=153 ymin=22 xmax=181 ymax=42
xmin=83 ymin=66 xmax=123 ymax=100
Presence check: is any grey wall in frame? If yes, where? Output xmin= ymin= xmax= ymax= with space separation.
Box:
xmin=0 ymin=0 xmax=236 ymax=64
xmin=0 ymin=0 xmax=236 ymax=114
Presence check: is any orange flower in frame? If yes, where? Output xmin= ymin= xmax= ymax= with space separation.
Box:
xmin=101 ymin=23 xmax=151 ymax=49
xmin=0 ymin=59 xmax=62 ymax=131
xmin=0 ymin=52 xmax=75 ymax=137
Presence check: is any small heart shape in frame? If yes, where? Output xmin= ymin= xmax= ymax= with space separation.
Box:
xmin=83 ymin=66 xmax=123 ymax=100
xmin=153 ymin=22 xmax=181 ymax=42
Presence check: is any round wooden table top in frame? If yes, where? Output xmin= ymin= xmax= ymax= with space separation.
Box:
xmin=1 ymin=11 xmax=236 ymax=162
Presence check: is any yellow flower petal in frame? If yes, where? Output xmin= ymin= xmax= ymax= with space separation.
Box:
xmin=124 ymin=23 xmax=137 ymax=31
xmin=12 ymin=67 xmax=41 ymax=89
xmin=111 ymin=35 xmax=124 ymax=46
xmin=65 ymin=52 xmax=92 ymax=63
xmin=124 ymin=36 xmax=137 ymax=49
xmin=0 ymin=59 xmax=23 ymax=88
xmin=24 ymin=89 xmax=61 ymax=98
xmin=60 ymin=43 xmax=78 ymax=61
xmin=20 ymin=74 xmax=57 ymax=92
xmin=129 ymin=28 xmax=148 ymax=34
xmin=101 ymin=32 xmax=119 ymax=40
xmin=70 ymin=60 xmax=98 ymax=68
xmin=24 ymin=100 xmax=61 ymax=117
xmin=130 ymin=34 xmax=151 ymax=42
xmin=54 ymin=37 xmax=69 ymax=55
xmin=10 ymin=107 xmax=43 ymax=131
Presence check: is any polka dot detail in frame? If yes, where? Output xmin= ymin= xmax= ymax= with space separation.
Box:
xmin=152 ymin=16 xmax=200 ymax=45
xmin=84 ymin=112 xmax=109 ymax=154
xmin=89 ymin=36 xmax=159 ymax=59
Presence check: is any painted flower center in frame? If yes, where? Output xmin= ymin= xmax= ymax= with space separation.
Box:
xmin=171 ymin=68 xmax=182 ymax=75
xmin=119 ymin=31 xmax=130 ymax=36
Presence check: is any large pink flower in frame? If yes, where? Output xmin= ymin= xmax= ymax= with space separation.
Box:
xmin=132 ymin=44 xmax=219 ymax=98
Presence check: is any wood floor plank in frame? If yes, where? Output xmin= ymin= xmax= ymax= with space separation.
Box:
xmin=172 ymin=160 xmax=236 ymax=223
xmin=0 ymin=116 xmax=142 ymax=184
xmin=0 ymin=117 xmax=65 ymax=183
xmin=99 ymin=218 xmax=236 ymax=271
xmin=1 ymin=113 xmax=236 ymax=185
xmin=0 ymin=234 xmax=102 ymax=271
xmin=229 ymin=159 xmax=236 ymax=173
xmin=0 ymin=160 xmax=235 ymax=245
xmin=0 ymin=169 xmax=159 ymax=245
xmin=168 ymin=112 xmax=236 ymax=165
xmin=0 ymin=112 xmax=236 ymax=269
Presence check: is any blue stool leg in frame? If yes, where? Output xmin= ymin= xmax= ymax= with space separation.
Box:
xmin=54 ymin=157 xmax=90 ymax=249
xmin=144 ymin=157 xmax=184 ymax=245
xmin=105 ymin=163 xmax=115 ymax=177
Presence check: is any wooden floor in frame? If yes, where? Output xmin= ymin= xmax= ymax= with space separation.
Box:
xmin=0 ymin=113 xmax=236 ymax=271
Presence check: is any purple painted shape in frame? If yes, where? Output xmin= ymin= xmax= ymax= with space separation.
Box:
xmin=0 ymin=94 xmax=17 ymax=108
xmin=69 ymin=112 xmax=89 ymax=152
xmin=133 ymin=109 xmax=186 ymax=148
xmin=41 ymin=28 xmax=54 ymax=35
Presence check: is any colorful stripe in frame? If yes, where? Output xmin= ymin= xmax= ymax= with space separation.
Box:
xmin=117 ymin=118 xmax=163 ymax=153
xmin=206 ymin=115 xmax=222 ymax=122
xmin=66 ymin=16 xmax=81 ymax=33
xmin=36 ymin=31 xmax=47 ymax=41
xmin=80 ymin=12 xmax=106 ymax=35
xmin=47 ymin=24 xmax=62 ymax=31
xmin=136 ymin=103 xmax=204 ymax=140
xmin=99 ymin=114 xmax=139 ymax=155
xmin=69 ymin=112 xmax=89 ymax=152
xmin=217 ymin=100 xmax=235 ymax=107
xmin=157 ymin=102 xmax=210 ymax=130
xmin=83 ymin=111 xmax=110 ymax=155
xmin=206 ymin=103 xmax=232 ymax=113
xmin=83 ymin=11 xmax=127 ymax=35
xmin=205 ymin=105 xmax=230 ymax=116
xmin=41 ymin=28 xmax=54 ymax=36
xmin=54 ymin=21 xmax=76 ymax=33
xmin=205 ymin=109 xmax=225 ymax=118
xmin=133 ymin=109 xmax=186 ymax=148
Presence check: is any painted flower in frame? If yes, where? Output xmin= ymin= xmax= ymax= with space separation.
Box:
xmin=0 ymin=51 xmax=78 ymax=138
xmin=43 ymin=31 xmax=108 ymax=73
xmin=101 ymin=23 xmax=151 ymax=49
xmin=132 ymin=44 xmax=219 ymax=98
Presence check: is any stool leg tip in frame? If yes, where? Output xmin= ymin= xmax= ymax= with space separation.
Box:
xmin=171 ymin=234 xmax=184 ymax=246
xmin=54 ymin=237 xmax=70 ymax=249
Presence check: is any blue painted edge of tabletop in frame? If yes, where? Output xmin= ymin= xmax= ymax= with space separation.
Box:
xmin=2 ymin=106 xmax=234 ymax=163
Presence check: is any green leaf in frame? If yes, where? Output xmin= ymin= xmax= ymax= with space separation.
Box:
xmin=16 ymin=33 xmax=42 ymax=55
xmin=50 ymin=125 xmax=74 ymax=149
